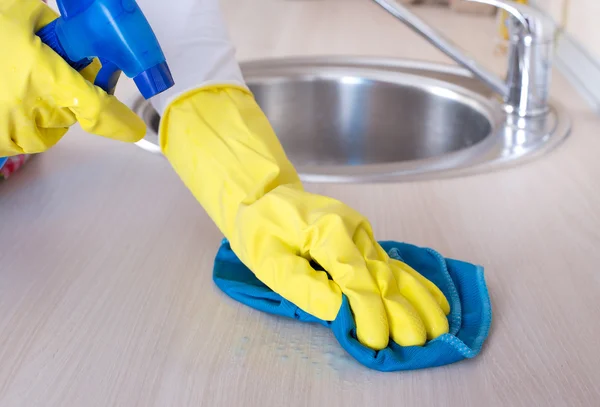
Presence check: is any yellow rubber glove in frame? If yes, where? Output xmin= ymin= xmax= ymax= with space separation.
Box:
xmin=138 ymin=0 xmax=450 ymax=350
xmin=159 ymin=86 xmax=451 ymax=350
xmin=0 ymin=0 xmax=145 ymax=157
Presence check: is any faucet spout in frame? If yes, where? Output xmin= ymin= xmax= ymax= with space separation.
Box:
xmin=372 ymin=0 xmax=557 ymax=117
xmin=373 ymin=0 xmax=508 ymax=97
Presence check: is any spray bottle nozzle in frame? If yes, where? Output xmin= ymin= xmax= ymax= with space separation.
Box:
xmin=134 ymin=62 xmax=175 ymax=100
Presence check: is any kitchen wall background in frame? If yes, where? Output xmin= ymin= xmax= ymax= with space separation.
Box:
xmin=533 ymin=0 xmax=599 ymax=61
xmin=528 ymin=0 xmax=600 ymax=111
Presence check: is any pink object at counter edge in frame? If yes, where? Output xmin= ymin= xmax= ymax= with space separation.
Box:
xmin=0 ymin=155 xmax=31 ymax=180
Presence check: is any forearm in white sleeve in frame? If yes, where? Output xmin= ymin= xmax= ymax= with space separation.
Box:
xmin=136 ymin=0 xmax=247 ymax=115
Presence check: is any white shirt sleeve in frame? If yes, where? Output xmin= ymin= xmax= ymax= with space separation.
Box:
xmin=136 ymin=0 xmax=247 ymax=114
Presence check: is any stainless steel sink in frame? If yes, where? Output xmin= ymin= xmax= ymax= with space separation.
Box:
xmin=132 ymin=56 xmax=570 ymax=183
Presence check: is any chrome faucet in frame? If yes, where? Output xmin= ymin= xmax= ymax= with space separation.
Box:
xmin=372 ymin=0 xmax=556 ymax=117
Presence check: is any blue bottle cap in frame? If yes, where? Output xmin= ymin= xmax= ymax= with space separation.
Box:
xmin=0 ymin=157 xmax=7 ymax=170
xmin=133 ymin=62 xmax=175 ymax=99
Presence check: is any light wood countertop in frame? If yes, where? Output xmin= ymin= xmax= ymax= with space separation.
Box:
xmin=1 ymin=1 xmax=600 ymax=406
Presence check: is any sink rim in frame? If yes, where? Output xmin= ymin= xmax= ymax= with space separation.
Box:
xmin=130 ymin=55 xmax=571 ymax=183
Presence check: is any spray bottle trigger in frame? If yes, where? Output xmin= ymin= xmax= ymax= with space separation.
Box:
xmin=94 ymin=58 xmax=122 ymax=95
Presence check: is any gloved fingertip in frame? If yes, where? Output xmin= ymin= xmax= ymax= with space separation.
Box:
xmin=343 ymin=291 xmax=390 ymax=351
xmin=357 ymin=330 xmax=389 ymax=351
xmin=118 ymin=111 xmax=147 ymax=143
xmin=427 ymin=317 xmax=450 ymax=340
xmin=389 ymin=259 xmax=451 ymax=316
xmin=105 ymin=94 xmax=147 ymax=139
xmin=305 ymin=290 xmax=343 ymax=322
xmin=79 ymin=95 xmax=147 ymax=142
xmin=354 ymin=308 xmax=390 ymax=350
xmin=390 ymin=324 xmax=427 ymax=347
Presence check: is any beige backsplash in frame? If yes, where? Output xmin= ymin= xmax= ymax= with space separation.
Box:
xmin=534 ymin=0 xmax=600 ymax=61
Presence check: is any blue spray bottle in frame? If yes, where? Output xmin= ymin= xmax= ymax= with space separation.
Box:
xmin=0 ymin=0 xmax=175 ymax=173
xmin=36 ymin=0 xmax=175 ymax=99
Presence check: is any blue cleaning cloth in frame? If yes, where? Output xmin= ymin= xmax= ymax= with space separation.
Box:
xmin=213 ymin=239 xmax=492 ymax=372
